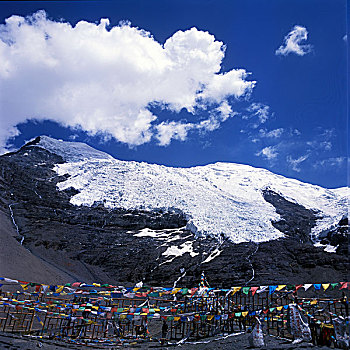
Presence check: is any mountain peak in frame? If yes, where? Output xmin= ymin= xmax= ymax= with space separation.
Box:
xmin=27 ymin=135 xmax=113 ymax=162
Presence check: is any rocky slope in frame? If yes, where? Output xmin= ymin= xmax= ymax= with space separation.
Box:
xmin=0 ymin=136 xmax=348 ymax=287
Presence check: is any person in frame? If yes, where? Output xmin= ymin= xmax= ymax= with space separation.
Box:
xmin=341 ymin=292 xmax=349 ymax=317
xmin=162 ymin=321 xmax=168 ymax=339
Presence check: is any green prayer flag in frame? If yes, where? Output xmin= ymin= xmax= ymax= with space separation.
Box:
xmin=242 ymin=287 xmax=250 ymax=295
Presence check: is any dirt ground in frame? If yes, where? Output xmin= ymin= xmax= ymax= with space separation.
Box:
xmin=0 ymin=331 xmax=335 ymax=350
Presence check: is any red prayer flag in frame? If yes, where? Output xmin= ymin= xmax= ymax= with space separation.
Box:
xmin=250 ymin=287 xmax=259 ymax=296
xmin=340 ymin=282 xmax=348 ymax=290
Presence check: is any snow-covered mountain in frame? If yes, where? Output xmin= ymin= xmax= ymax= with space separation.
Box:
xmin=33 ymin=136 xmax=348 ymax=244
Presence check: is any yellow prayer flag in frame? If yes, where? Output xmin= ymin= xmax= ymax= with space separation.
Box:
xmin=207 ymin=315 xmax=214 ymax=320
xmin=56 ymin=285 xmax=64 ymax=293
xmin=242 ymin=311 xmax=248 ymax=317
xmin=322 ymin=284 xmax=330 ymax=291
xmin=276 ymin=306 xmax=283 ymax=311
xmin=174 ymin=317 xmax=180 ymax=321
xmin=232 ymin=287 xmax=241 ymax=295
xmin=21 ymin=284 xmax=28 ymax=290
xmin=276 ymin=285 xmax=286 ymax=291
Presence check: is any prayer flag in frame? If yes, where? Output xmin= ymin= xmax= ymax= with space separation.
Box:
xmin=322 ymin=284 xmax=330 ymax=291
xmin=242 ymin=287 xmax=250 ymax=295
xmin=276 ymin=285 xmax=286 ymax=291
xmin=250 ymin=287 xmax=259 ymax=296
xmin=269 ymin=286 xmax=277 ymax=294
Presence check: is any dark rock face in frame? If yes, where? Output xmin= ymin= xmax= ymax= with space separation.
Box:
xmin=0 ymin=138 xmax=348 ymax=287
xmin=318 ymin=217 xmax=349 ymax=255
xmin=262 ymin=189 xmax=320 ymax=243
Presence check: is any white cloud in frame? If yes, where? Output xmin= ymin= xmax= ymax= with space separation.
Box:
xmin=155 ymin=100 xmax=236 ymax=145
xmin=245 ymin=103 xmax=270 ymax=128
xmin=215 ymin=100 xmax=233 ymax=121
xmin=306 ymin=140 xmax=332 ymax=150
xmin=155 ymin=121 xmax=194 ymax=146
xmin=343 ymin=34 xmax=347 ymax=42
xmin=275 ymin=25 xmax=312 ymax=56
xmin=0 ymin=11 xmax=255 ymax=152
xmin=314 ymin=157 xmax=346 ymax=168
xmin=256 ymin=146 xmax=278 ymax=160
xmin=286 ymin=154 xmax=309 ymax=172
xmin=259 ymin=128 xmax=284 ymax=138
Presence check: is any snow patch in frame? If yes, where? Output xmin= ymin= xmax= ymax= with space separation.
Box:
xmin=202 ymin=247 xmax=222 ymax=263
xmin=133 ymin=228 xmax=186 ymax=242
xmin=314 ymin=242 xmax=339 ymax=253
xmin=162 ymin=241 xmax=199 ymax=258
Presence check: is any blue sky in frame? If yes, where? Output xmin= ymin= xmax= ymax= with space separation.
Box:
xmin=0 ymin=0 xmax=347 ymax=188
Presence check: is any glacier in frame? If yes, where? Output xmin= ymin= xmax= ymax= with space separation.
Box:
xmin=33 ymin=136 xmax=348 ymax=244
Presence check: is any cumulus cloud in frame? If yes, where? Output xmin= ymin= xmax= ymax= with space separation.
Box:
xmin=0 ymin=11 xmax=256 ymax=152
xmin=256 ymin=146 xmax=278 ymax=160
xmin=286 ymin=154 xmax=309 ymax=172
xmin=275 ymin=25 xmax=312 ymax=56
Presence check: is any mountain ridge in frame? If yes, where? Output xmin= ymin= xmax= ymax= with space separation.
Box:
xmin=0 ymin=135 xmax=348 ymax=287
xmin=28 ymin=135 xmax=347 ymax=244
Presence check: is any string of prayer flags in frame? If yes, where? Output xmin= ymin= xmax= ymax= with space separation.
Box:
xmin=0 ymin=275 xmax=349 ymax=300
